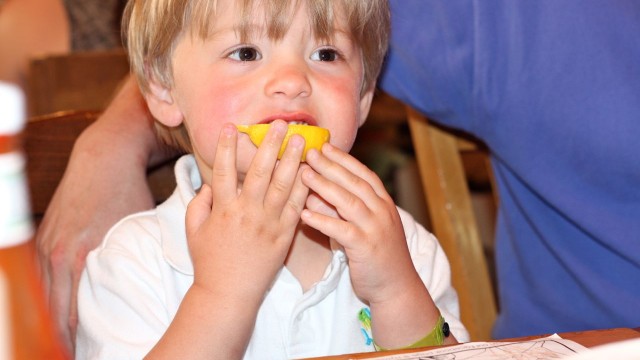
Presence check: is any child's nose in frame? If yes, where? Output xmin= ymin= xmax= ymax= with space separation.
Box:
xmin=264 ymin=62 xmax=312 ymax=99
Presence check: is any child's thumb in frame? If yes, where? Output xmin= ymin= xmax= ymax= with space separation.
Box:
xmin=186 ymin=184 xmax=213 ymax=234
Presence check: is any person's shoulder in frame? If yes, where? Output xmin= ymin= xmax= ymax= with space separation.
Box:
xmin=94 ymin=209 xmax=163 ymax=255
xmin=82 ymin=208 xmax=169 ymax=282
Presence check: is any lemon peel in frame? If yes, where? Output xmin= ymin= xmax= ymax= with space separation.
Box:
xmin=237 ymin=124 xmax=330 ymax=161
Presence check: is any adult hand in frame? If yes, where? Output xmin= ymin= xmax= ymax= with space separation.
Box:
xmin=35 ymin=77 xmax=171 ymax=351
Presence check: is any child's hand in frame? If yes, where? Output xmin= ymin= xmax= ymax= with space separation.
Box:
xmin=302 ymin=144 xmax=446 ymax=348
xmin=301 ymin=143 xmax=421 ymax=305
xmin=185 ymin=120 xmax=309 ymax=303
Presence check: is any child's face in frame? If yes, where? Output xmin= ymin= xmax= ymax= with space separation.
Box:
xmin=154 ymin=1 xmax=373 ymax=185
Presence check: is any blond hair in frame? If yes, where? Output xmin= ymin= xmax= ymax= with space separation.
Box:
xmin=123 ymin=0 xmax=390 ymax=151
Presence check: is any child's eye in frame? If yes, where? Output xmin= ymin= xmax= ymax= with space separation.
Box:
xmin=228 ymin=47 xmax=262 ymax=61
xmin=311 ymin=48 xmax=340 ymax=62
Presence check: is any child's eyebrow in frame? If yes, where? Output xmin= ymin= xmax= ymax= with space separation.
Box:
xmin=200 ymin=22 xmax=354 ymax=44
xmin=314 ymin=29 xmax=357 ymax=47
xmin=200 ymin=23 xmax=266 ymax=42
xmin=331 ymin=29 xmax=354 ymax=39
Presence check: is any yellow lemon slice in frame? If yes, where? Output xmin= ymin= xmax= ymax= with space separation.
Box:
xmin=237 ymin=124 xmax=330 ymax=161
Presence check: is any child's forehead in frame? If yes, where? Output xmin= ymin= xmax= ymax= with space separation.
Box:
xmin=188 ymin=0 xmax=350 ymax=41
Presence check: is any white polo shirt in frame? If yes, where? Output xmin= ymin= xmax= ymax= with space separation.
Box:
xmin=76 ymin=155 xmax=468 ymax=359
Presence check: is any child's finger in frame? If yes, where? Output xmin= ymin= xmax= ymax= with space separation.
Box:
xmin=280 ymin=165 xmax=310 ymax=225
xmin=242 ymin=120 xmax=288 ymax=198
xmin=312 ymin=143 xmax=390 ymax=200
xmin=264 ymin=134 xmax=304 ymax=210
xmin=301 ymin=167 xmax=371 ymax=223
xmin=301 ymin=208 xmax=356 ymax=248
xmin=304 ymin=148 xmax=377 ymax=209
xmin=305 ymin=192 xmax=339 ymax=219
xmin=210 ymin=123 xmax=238 ymax=204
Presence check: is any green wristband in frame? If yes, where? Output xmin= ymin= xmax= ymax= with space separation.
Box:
xmin=375 ymin=316 xmax=450 ymax=351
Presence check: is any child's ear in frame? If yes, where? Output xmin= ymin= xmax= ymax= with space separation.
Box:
xmin=358 ymin=87 xmax=375 ymax=127
xmin=146 ymin=78 xmax=184 ymax=127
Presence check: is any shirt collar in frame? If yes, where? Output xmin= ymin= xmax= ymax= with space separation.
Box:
xmin=156 ymin=155 xmax=199 ymax=275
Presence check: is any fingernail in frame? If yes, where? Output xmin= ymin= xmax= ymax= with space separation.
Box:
xmin=271 ymin=119 xmax=288 ymax=133
xmin=288 ymin=134 xmax=304 ymax=149
xmin=302 ymin=168 xmax=316 ymax=180
xmin=222 ymin=123 xmax=236 ymax=136
xmin=305 ymin=148 xmax=319 ymax=161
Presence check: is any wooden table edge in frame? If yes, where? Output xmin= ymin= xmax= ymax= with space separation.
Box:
xmin=303 ymin=327 xmax=640 ymax=359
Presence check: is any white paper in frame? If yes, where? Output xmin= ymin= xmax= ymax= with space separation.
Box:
xmin=362 ymin=334 xmax=589 ymax=359
xmin=562 ymin=338 xmax=640 ymax=360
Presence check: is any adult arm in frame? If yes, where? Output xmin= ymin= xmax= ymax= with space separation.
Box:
xmin=35 ymin=76 xmax=176 ymax=350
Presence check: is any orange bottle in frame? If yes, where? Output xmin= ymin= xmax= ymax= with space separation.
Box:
xmin=0 ymin=82 xmax=68 ymax=359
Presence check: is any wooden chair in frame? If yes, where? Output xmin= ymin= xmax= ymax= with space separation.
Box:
xmin=406 ymin=106 xmax=498 ymax=341
xmin=24 ymin=110 xmax=175 ymax=223
xmin=24 ymin=110 xmax=98 ymax=220
xmin=26 ymin=49 xmax=130 ymax=116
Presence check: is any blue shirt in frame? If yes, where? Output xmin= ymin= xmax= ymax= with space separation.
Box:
xmin=380 ymin=0 xmax=640 ymax=338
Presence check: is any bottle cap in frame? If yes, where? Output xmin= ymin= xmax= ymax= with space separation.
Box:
xmin=0 ymin=81 xmax=26 ymax=135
